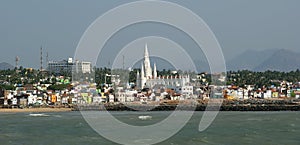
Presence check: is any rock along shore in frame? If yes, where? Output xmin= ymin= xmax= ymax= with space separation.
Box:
xmin=73 ymin=99 xmax=300 ymax=111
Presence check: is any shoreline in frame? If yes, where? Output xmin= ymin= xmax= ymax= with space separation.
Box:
xmin=74 ymin=99 xmax=300 ymax=111
xmin=0 ymin=107 xmax=72 ymax=113
xmin=1 ymin=99 xmax=300 ymax=112
xmin=1 ymin=105 xmax=300 ymax=112
xmin=73 ymin=104 xmax=300 ymax=111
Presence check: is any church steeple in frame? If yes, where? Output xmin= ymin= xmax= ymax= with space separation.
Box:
xmin=136 ymin=70 xmax=140 ymax=88
xmin=144 ymin=43 xmax=149 ymax=58
xmin=136 ymin=43 xmax=190 ymax=89
xmin=141 ymin=62 xmax=146 ymax=89
xmin=141 ymin=63 xmax=144 ymax=78
xmin=153 ymin=63 xmax=157 ymax=78
xmin=144 ymin=43 xmax=152 ymax=78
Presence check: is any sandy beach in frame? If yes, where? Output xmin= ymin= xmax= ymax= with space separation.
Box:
xmin=0 ymin=107 xmax=73 ymax=113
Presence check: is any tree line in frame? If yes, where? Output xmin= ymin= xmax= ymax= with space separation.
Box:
xmin=1 ymin=67 xmax=300 ymax=90
xmin=227 ymin=69 xmax=300 ymax=88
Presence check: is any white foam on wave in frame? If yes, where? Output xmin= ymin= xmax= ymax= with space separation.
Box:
xmin=29 ymin=113 xmax=50 ymax=117
xmin=138 ymin=115 xmax=152 ymax=120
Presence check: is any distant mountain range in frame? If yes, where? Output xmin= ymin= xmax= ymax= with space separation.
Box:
xmin=0 ymin=62 xmax=14 ymax=70
xmin=135 ymin=49 xmax=300 ymax=72
xmin=226 ymin=49 xmax=300 ymax=72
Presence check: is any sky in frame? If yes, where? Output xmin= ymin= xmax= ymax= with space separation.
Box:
xmin=0 ymin=0 xmax=299 ymax=70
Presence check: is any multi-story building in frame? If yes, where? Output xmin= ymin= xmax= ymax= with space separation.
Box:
xmin=47 ymin=58 xmax=73 ymax=75
xmin=74 ymin=61 xmax=92 ymax=74
xmin=47 ymin=58 xmax=91 ymax=75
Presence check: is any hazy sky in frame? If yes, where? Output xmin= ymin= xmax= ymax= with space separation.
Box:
xmin=0 ymin=0 xmax=299 ymax=69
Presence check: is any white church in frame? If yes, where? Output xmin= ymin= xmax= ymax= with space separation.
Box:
xmin=136 ymin=44 xmax=190 ymax=89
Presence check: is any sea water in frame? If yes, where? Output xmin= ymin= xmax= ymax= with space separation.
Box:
xmin=0 ymin=111 xmax=299 ymax=145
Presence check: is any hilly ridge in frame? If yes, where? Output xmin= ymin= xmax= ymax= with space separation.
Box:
xmin=226 ymin=49 xmax=300 ymax=72
xmin=226 ymin=49 xmax=278 ymax=71
xmin=0 ymin=62 xmax=14 ymax=70
xmin=254 ymin=49 xmax=300 ymax=72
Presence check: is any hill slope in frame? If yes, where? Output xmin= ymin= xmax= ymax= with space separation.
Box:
xmin=0 ymin=62 xmax=14 ymax=70
xmin=226 ymin=49 xmax=277 ymax=71
xmin=254 ymin=49 xmax=300 ymax=72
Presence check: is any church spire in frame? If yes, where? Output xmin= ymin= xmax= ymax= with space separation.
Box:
xmin=144 ymin=43 xmax=152 ymax=78
xmin=141 ymin=62 xmax=146 ymax=89
xmin=136 ymin=70 xmax=140 ymax=88
xmin=141 ymin=63 xmax=144 ymax=78
xmin=144 ymin=43 xmax=149 ymax=58
xmin=153 ymin=63 xmax=157 ymax=78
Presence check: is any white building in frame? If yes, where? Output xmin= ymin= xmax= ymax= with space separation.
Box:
xmin=74 ymin=60 xmax=92 ymax=74
xmin=115 ymin=90 xmax=136 ymax=103
xmin=47 ymin=58 xmax=92 ymax=75
xmin=136 ymin=44 xmax=190 ymax=89
xmin=181 ymin=86 xmax=194 ymax=96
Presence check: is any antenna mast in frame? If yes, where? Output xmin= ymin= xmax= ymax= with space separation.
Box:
xmin=40 ymin=46 xmax=43 ymax=71
xmin=46 ymin=52 xmax=48 ymax=69
xmin=15 ymin=56 xmax=19 ymax=69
